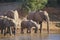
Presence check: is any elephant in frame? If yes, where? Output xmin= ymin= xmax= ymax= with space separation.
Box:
xmin=3 ymin=18 xmax=16 ymax=36
xmin=27 ymin=10 xmax=50 ymax=33
xmin=21 ymin=20 xmax=38 ymax=34
xmin=0 ymin=18 xmax=5 ymax=34
xmin=0 ymin=17 xmax=16 ymax=36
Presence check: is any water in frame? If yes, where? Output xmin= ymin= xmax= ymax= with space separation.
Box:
xmin=0 ymin=33 xmax=60 ymax=40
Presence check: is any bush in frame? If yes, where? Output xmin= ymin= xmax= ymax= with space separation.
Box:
xmin=17 ymin=0 xmax=48 ymax=11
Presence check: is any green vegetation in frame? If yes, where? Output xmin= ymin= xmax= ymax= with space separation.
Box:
xmin=18 ymin=0 xmax=48 ymax=11
xmin=0 ymin=0 xmax=48 ymax=11
xmin=0 ymin=0 xmax=60 ymax=13
xmin=0 ymin=0 xmax=60 ymax=10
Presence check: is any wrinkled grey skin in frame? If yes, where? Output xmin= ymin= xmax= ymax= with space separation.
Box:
xmin=3 ymin=18 xmax=16 ymax=36
xmin=21 ymin=20 xmax=38 ymax=33
xmin=27 ymin=10 xmax=49 ymax=33
xmin=0 ymin=18 xmax=5 ymax=34
xmin=4 ymin=10 xmax=14 ymax=19
xmin=0 ymin=18 xmax=16 ymax=36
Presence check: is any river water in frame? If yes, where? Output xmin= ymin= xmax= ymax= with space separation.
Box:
xmin=0 ymin=28 xmax=60 ymax=40
xmin=0 ymin=33 xmax=60 ymax=40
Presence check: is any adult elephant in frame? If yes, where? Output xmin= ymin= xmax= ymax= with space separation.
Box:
xmin=27 ymin=10 xmax=50 ymax=33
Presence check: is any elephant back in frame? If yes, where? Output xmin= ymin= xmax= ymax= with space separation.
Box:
xmin=3 ymin=18 xmax=15 ymax=27
xmin=3 ymin=18 xmax=10 ymax=27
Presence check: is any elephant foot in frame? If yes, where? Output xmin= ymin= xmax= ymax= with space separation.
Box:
xmin=34 ymin=32 xmax=37 ymax=33
xmin=34 ymin=31 xmax=37 ymax=33
xmin=34 ymin=29 xmax=37 ymax=33
xmin=39 ymin=29 xmax=41 ymax=33
xmin=1 ymin=30 xmax=4 ymax=34
xmin=9 ymin=31 xmax=12 ymax=36
xmin=4 ymin=34 xmax=6 ymax=36
xmin=1 ymin=31 xmax=3 ymax=34
xmin=9 ymin=33 xmax=12 ymax=36
xmin=27 ymin=31 xmax=31 ymax=33
xmin=4 ymin=32 xmax=6 ymax=36
xmin=27 ymin=32 xmax=31 ymax=33
xmin=21 ymin=31 xmax=24 ymax=34
xmin=12 ymin=31 xmax=16 ymax=35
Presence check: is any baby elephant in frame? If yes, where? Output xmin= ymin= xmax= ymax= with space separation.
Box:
xmin=21 ymin=20 xmax=38 ymax=34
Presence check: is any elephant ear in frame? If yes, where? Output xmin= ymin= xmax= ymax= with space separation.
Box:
xmin=35 ymin=11 xmax=44 ymax=21
xmin=44 ymin=11 xmax=49 ymax=16
xmin=44 ymin=11 xmax=49 ymax=21
xmin=4 ymin=10 xmax=14 ymax=19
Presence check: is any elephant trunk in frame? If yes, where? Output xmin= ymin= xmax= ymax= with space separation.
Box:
xmin=44 ymin=11 xmax=49 ymax=33
xmin=47 ymin=16 xmax=49 ymax=33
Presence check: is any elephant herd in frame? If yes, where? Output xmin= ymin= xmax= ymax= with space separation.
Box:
xmin=0 ymin=10 xmax=49 ymax=36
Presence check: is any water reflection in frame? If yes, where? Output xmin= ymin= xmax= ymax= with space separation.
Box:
xmin=0 ymin=33 xmax=60 ymax=40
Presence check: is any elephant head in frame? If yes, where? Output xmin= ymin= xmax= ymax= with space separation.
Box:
xmin=27 ymin=10 xmax=49 ymax=33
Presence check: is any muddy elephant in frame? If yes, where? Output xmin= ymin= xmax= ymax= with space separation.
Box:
xmin=27 ymin=10 xmax=49 ymax=33
xmin=0 ymin=18 xmax=16 ymax=36
xmin=21 ymin=20 xmax=38 ymax=34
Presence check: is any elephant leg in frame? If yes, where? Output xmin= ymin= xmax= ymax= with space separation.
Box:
xmin=8 ymin=27 xmax=12 ymax=36
xmin=39 ymin=22 xmax=42 ymax=33
xmin=27 ymin=27 xmax=31 ymax=33
xmin=34 ymin=27 xmax=38 ymax=33
xmin=1 ymin=28 xmax=3 ymax=34
xmin=12 ymin=27 xmax=16 ymax=35
xmin=47 ymin=21 xmax=49 ymax=33
xmin=4 ymin=27 xmax=7 ymax=36
xmin=9 ymin=27 xmax=12 ymax=35
xmin=21 ymin=27 xmax=24 ymax=34
xmin=45 ymin=15 xmax=49 ymax=33
xmin=14 ymin=27 xmax=16 ymax=35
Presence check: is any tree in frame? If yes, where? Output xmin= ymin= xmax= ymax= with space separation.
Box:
xmin=0 ymin=0 xmax=16 ymax=2
xmin=47 ymin=0 xmax=58 ymax=7
xmin=18 ymin=0 xmax=48 ymax=11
